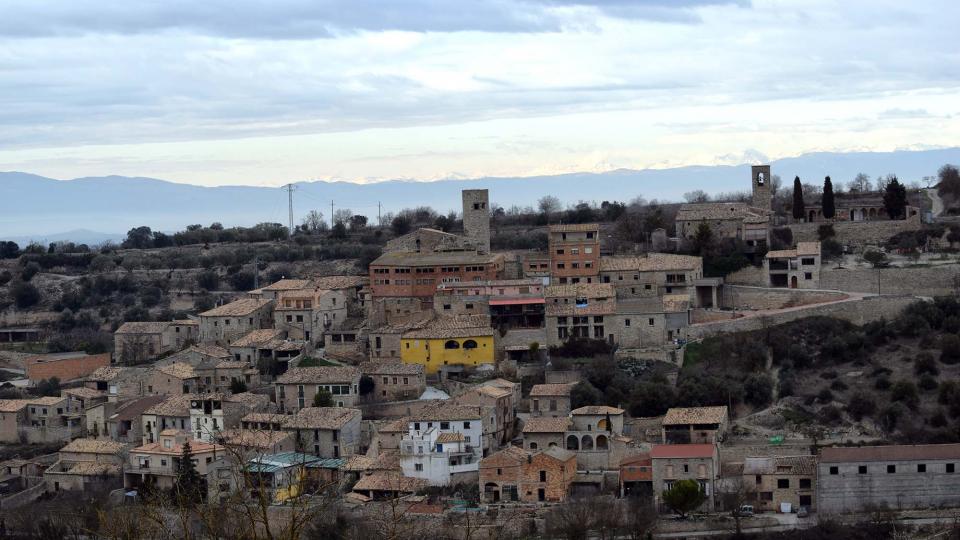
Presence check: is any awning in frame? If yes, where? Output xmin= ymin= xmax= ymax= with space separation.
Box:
xmin=489 ymin=298 xmax=545 ymax=306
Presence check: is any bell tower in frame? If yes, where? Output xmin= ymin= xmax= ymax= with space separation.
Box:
xmin=751 ymin=164 xmax=772 ymax=210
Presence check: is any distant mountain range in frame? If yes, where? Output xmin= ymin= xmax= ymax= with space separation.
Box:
xmin=2 ymin=148 xmax=958 ymax=243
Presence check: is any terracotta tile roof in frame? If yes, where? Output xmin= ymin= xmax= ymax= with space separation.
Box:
xmin=539 ymin=446 xmax=576 ymax=462
xmin=60 ymin=438 xmax=127 ymax=455
xmin=529 ymin=383 xmax=577 ymax=397
xmin=522 ymin=417 xmax=572 ymax=433
xmin=676 ymin=202 xmax=770 ymax=222
xmin=545 ymin=283 xmax=614 ymax=299
xmin=401 ymin=315 xmax=494 ymax=340
xmin=0 ymin=399 xmax=31 ymax=412
xmin=663 ymin=406 xmax=728 ymax=426
xmin=341 ymin=454 xmax=377 ymax=472
xmin=619 ymin=453 xmax=652 ymax=466
xmin=285 ymin=407 xmax=360 ymax=430
xmin=186 ymin=344 xmax=231 ymax=358
xmin=276 ymin=366 xmax=360 ymax=385
xmin=230 ymin=329 xmax=285 ymax=348
xmin=465 ymin=385 xmax=511 ymax=399
xmin=769 ymin=241 xmax=821 ymax=259
xmin=115 ymin=321 xmax=171 ymax=334
xmin=133 ymin=439 xmax=223 ymax=456
xmin=820 ymin=444 xmax=960 ymax=463
xmin=111 ymin=395 xmax=168 ymax=422
xmin=650 ymin=444 xmax=717 ymax=459
xmin=371 ymin=251 xmax=502 ymax=267
xmin=62 ymin=387 xmax=105 ymax=400
xmin=796 ymin=242 xmax=821 ymax=256
xmin=173 ymin=319 xmax=199 ymax=326
xmin=546 ymin=299 xmax=616 ymax=317
xmin=436 ymin=432 xmax=465 ymax=443
xmin=480 ymin=446 xmax=527 ymax=468
xmin=219 ymin=429 xmax=294 ymax=450
xmin=62 ymin=462 xmax=122 ymax=476
xmin=215 ymin=360 xmax=253 ymax=370
xmin=409 ymin=403 xmax=484 ymax=422
xmin=242 ymin=412 xmax=291 ymax=426
xmin=145 ymin=394 xmax=194 ymax=417
xmin=227 ymin=392 xmax=272 ymax=410
xmin=370 ymin=313 xmax=434 ymax=335
xmin=481 ymin=378 xmax=519 ymax=390
xmin=87 ymin=366 xmax=126 ymax=381
xmin=200 ymin=298 xmax=272 ymax=317
xmin=156 ymin=362 xmax=197 ymax=380
xmin=262 ymin=279 xmax=313 ymax=291
xmin=359 ymin=362 xmax=424 ymax=376
xmin=571 ymin=405 xmax=624 ymax=415
xmin=600 ymin=253 xmax=702 ymax=273
xmin=549 ymin=223 xmax=600 ymax=233
xmin=378 ymin=418 xmax=410 ymax=434
xmin=26 ymin=396 xmax=67 ymax=406
xmin=353 ymin=471 xmax=427 ymax=493
xmin=311 ymin=275 xmax=367 ymax=290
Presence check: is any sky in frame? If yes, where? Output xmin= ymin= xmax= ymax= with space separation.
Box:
xmin=0 ymin=0 xmax=957 ymax=187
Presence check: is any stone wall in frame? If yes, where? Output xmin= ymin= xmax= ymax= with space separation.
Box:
xmin=721 ymin=285 xmax=849 ymax=311
xmin=821 ymin=264 xmax=960 ymax=297
xmin=789 ymin=214 xmax=921 ymax=249
xmin=462 ymin=189 xmax=491 ymax=254
xmin=681 ymin=295 xmax=916 ymax=341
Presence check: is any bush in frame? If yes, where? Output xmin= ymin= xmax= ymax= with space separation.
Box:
xmin=196 ymin=270 xmax=220 ymax=291
xmin=743 ymin=374 xmax=773 ymax=408
xmin=0 ymin=270 xmax=11 ymax=286
xmin=229 ymin=379 xmax=247 ymax=394
xmin=879 ymin=403 xmax=907 ymax=432
xmin=918 ymin=374 xmax=939 ymax=392
xmin=847 ymin=392 xmax=876 ymax=421
xmin=10 ymin=281 xmax=41 ymax=308
xmin=891 ymin=380 xmax=920 ymax=410
xmin=817 ymin=387 xmax=834 ymax=403
xmin=941 ymin=334 xmax=960 ymax=364
xmin=830 ymin=379 xmax=848 ymax=391
xmin=930 ymin=410 xmax=949 ymax=428
xmin=20 ymin=261 xmax=40 ymax=282
xmin=817 ymin=224 xmax=836 ymax=240
xmin=875 ymin=377 xmax=892 ymax=391
xmin=915 ymin=352 xmax=939 ymax=376
xmin=227 ymin=272 xmax=256 ymax=291
xmin=821 ymin=239 xmax=843 ymax=259
xmin=819 ymin=405 xmax=843 ymax=425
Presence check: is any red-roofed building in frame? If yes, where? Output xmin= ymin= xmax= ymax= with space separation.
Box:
xmin=620 ymin=453 xmax=652 ymax=498
xmin=651 ymin=444 xmax=719 ymax=513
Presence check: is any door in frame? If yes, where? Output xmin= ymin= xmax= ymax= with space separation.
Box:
xmin=790 ymin=276 xmax=798 ymax=289
xmin=538 ymin=488 xmax=545 ymax=502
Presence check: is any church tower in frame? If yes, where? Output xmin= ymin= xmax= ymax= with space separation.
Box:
xmin=751 ymin=164 xmax=772 ymax=210
xmin=462 ymin=189 xmax=490 ymax=254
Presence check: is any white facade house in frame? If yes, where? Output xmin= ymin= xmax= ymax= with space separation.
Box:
xmin=400 ymin=427 xmax=476 ymax=486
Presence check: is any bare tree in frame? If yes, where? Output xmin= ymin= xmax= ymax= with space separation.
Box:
xmin=849 ymin=173 xmax=872 ymax=193
xmin=538 ymin=196 xmax=561 ymax=221
xmin=333 ymin=209 xmax=354 ymax=227
xmin=302 ymin=210 xmax=329 ymax=233
xmin=718 ymin=475 xmax=756 ymax=536
xmin=683 ymin=190 xmax=710 ymax=203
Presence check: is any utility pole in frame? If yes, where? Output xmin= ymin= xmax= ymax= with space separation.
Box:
xmin=331 ymin=200 xmax=335 ymax=228
xmin=378 ymin=201 xmax=382 ymax=227
xmin=285 ymin=184 xmax=295 ymax=235
xmin=253 ymin=254 xmax=259 ymax=289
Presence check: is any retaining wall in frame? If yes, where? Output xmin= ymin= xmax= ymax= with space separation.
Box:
xmin=681 ymin=295 xmax=916 ymax=341
xmin=821 ymin=264 xmax=960 ymax=297
xmin=789 ymin=215 xmax=921 ymax=248
xmin=721 ymin=285 xmax=849 ymax=311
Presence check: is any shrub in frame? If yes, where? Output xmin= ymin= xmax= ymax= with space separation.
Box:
xmin=229 ymin=379 xmax=248 ymax=394
xmin=0 ymin=270 xmax=11 ymax=286
xmin=830 ymin=379 xmax=848 ymax=391
xmin=930 ymin=410 xmax=949 ymax=428
xmin=819 ymin=370 xmax=838 ymax=380
xmin=227 ymin=271 xmax=256 ymax=291
xmin=847 ymin=392 xmax=877 ymax=421
xmin=875 ymin=377 xmax=892 ymax=391
xmin=20 ymin=261 xmax=40 ymax=281
xmin=743 ymin=374 xmax=773 ymax=408
xmin=10 ymin=281 xmax=40 ymax=308
xmin=918 ymin=375 xmax=939 ymax=392
xmin=941 ymin=334 xmax=960 ymax=364
xmin=891 ymin=380 xmax=920 ymax=410
xmin=817 ymin=387 xmax=834 ymax=403
xmin=819 ymin=405 xmax=843 ymax=425
xmin=944 ymin=316 xmax=960 ymax=334
xmin=196 ymin=270 xmax=220 ymax=291
xmin=879 ymin=403 xmax=907 ymax=432
xmin=915 ymin=352 xmax=939 ymax=376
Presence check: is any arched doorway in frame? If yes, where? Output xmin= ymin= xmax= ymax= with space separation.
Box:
xmin=790 ymin=276 xmax=798 ymax=289
xmin=484 ymin=482 xmax=500 ymax=502
xmin=566 ymin=435 xmax=579 ymax=450
xmin=596 ymin=435 xmax=608 ymax=450
xmin=581 ymin=435 xmax=594 ymax=450
xmin=808 ymin=210 xmax=816 ymax=223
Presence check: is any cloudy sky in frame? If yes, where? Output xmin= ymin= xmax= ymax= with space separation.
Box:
xmin=0 ymin=0 xmax=957 ymax=187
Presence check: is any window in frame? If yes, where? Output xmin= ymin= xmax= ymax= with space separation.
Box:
xmin=625 ymin=319 xmax=630 ymax=327
xmin=799 ymin=478 xmax=811 ymax=489
xmin=443 ymin=304 xmax=451 ymax=310
xmin=444 ymin=340 xmax=460 ymax=349
xmin=858 ymin=465 xmax=867 ymax=474
xmin=802 ymin=257 xmax=815 ymax=265
xmin=804 ymin=272 xmax=813 ymax=280
xmin=648 ymin=318 xmax=654 ymax=326
xmin=829 ymin=466 xmax=838 ymax=475
xmin=918 ymin=464 xmax=927 ymax=473
xmin=887 ymin=465 xmax=896 ymax=474
xmin=440 ymin=422 xmax=450 ymax=429
xmin=777 ymin=479 xmax=789 ymax=489
xmin=949 ymin=464 xmax=956 ymax=473
xmin=539 ymin=471 xmax=546 ymax=482
xmin=683 ymin=464 xmax=689 ymax=473
xmin=463 ymin=421 xmax=471 ymax=429
xmin=463 ymin=340 xmax=478 ymax=349
xmin=415 ymin=463 xmax=423 ymax=471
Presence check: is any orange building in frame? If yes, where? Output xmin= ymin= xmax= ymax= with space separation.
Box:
xmin=369 ymin=251 xmax=504 ymax=306
xmin=26 ymin=352 xmax=111 ymax=384
xmin=548 ymin=224 xmax=601 ymax=284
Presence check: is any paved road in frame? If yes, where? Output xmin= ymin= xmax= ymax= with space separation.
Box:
xmin=927 ymin=188 xmax=945 ymax=218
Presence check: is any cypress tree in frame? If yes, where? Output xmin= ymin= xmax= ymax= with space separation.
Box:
xmin=792 ymin=176 xmax=805 ymax=221
xmin=822 ymin=176 xmax=835 ymax=219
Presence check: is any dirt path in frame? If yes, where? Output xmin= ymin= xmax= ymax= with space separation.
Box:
xmin=927 ymin=188 xmax=944 ymax=217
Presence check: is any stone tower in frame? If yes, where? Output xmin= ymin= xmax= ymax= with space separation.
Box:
xmin=461 ymin=189 xmax=490 ymax=254
xmin=751 ymin=164 xmax=772 ymax=210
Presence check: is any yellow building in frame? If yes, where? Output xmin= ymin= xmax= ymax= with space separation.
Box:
xmin=400 ymin=315 xmax=496 ymax=374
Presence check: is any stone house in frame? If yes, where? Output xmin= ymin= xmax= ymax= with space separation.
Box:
xmin=124 ymin=430 xmax=224 ymax=492
xmin=817 ymin=444 xmax=960 ymax=514
xmin=479 ymin=445 xmax=577 ymax=504
xmin=521 ymin=416 xmax=571 ymax=451
xmin=599 ymin=253 xmax=703 ymax=300
xmin=141 ymin=394 xmax=193 ymax=444
xmin=454 ymin=384 xmax=516 ymax=447
xmin=102 ymin=395 xmax=167 ymax=444
xmin=732 ymin=455 xmax=816 ymax=512
xmin=254 ymin=278 xmax=314 ymax=301
xmin=544 ymin=283 xmax=617 ymax=347
xmin=548 ymin=223 xmax=601 ymax=285
xmin=650 ymin=444 xmax=720 ymax=513
xmin=275 ymin=366 xmax=361 ymax=412
xmin=360 ymin=362 xmax=426 ymax=402
xmin=662 ymin=406 xmax=729 ymax=444
xmin=283 ymin=407 xmax=362 ymax=459
xmin=675 ymin=203 xmax=770 ymax=249
xmin=368 ymin=314 xmax=433 ymax=361
xmin=189 ymin=394 xmax=252 ymax=443
xmin=0 ymin=397 xmax=83 ymax=444
xmin=25 ymin=352 xmax=111 ymax=384
xmin=229 ymin=328 xmax=285 ymax=363
xmin=198 ymin=298 xmax=274 ymax=345
xmin=195 ymin=361 xmax=261 ymax=394
xmin=274 ymin=287 xmax=348 ymax=346
xmin=565 ymin=405 xmax=628 ymax=472
xmin=323 ymin=318 xmax=367 ymax=360
xmin=528 ymin=383 xmax=577 ymax=418
xmin=44 ymin=438 xmax=127 ymax=491
xmin=148 ymin=362 xmax=200 ymax=395
xmin=113 ymin=321 xmax=197 ymax=364
xmin=84 ymin=366 xmax=149 ymax=401
xmin=764 ymin=241 xmax=822 ymax=289
xmin=217 ymin=428 xmax=296 ymax=457
xmin=61 ymin=387 xmax=107 ymax=414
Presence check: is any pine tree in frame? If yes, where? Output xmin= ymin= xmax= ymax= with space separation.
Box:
xmin=822 ymin=176 xmax=835 ymax=219
xmin=792 ymin=176 xmax=805 ymax=221
xmin=883 ymin=177 xmax=908 ymax=220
